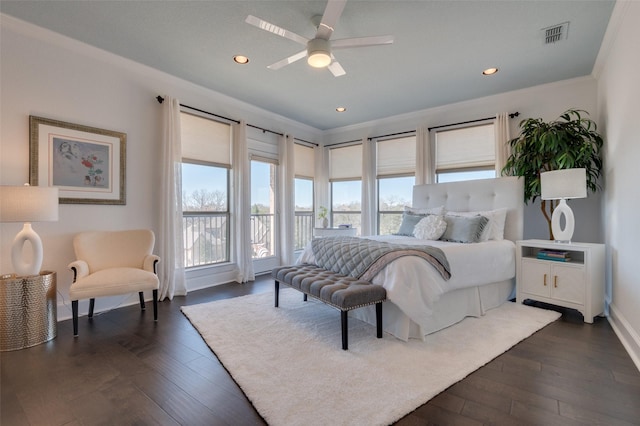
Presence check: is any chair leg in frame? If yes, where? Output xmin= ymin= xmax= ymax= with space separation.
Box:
xmin=303 ymin=294 xmax=308 ymax=302
xmin=376 ymin=302 xmax=383 ymax=338
xmin=72 ymin=300 xmax=79 ymax=337
xmin=153 ymin=289 xmax=158 ymax=321
xmin=274 ymin=280 xmax=280 ymax=307
xmin=139 ymin=292 xmax=146 ymax=310
xmin=341 ymin=310 xmax=348 ymax=350
xmin=88 ymin=299 xmax=95 ymax=318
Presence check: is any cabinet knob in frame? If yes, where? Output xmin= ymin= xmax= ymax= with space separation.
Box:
xmin=554 ymin=275 xmax=558 ymax=288
xmin=543 ymin=273 xmax=547 ymax=286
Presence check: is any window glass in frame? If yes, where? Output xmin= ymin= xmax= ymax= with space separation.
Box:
xmin=251 ymin=159 xmax=277 ymax=258
xmin=331 ymin=180 xmax=361 ymax=232
xmin=294 ymin=177 xmax=313 ymax=250
xmin=181 ymin=162 xmax=229 ymax=267
xmin=378 ymin=176 xmax=414 ymax=235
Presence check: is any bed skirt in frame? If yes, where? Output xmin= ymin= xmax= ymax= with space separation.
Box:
xmin=350 ymin=279 xmax=515 ymax=341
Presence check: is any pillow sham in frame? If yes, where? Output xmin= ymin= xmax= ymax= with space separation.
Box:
xmin=404 ymin=205 xmax=445 ymax=216
xmin=413 ymin=215 xmax=447 ymax=240
xmin=447 ymin=208 xmax=507 ymax=241
xmin=440 ymin=214 xmax=489 ymax=243
xmin=395 ymin=212 xmax=427 ymax=236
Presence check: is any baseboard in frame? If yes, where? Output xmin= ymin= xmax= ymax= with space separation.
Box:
xmin=608 ymin=303 xmax=640 ymax=372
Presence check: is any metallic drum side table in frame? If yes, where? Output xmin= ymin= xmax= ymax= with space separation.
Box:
xmin=0 ymin=271 xmax=57 ymax=351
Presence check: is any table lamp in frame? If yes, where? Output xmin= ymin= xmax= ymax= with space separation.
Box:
xmin=540 ymin=168 xmax=587 ymax=243
xmin=0 ymin=184 xmax=59 ymax=276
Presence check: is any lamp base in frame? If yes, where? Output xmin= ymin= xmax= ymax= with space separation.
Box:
xmin=11 ymin=223 xmax=44 ymax=277
xmin=551 ymin=199 xmax=575 ymax=243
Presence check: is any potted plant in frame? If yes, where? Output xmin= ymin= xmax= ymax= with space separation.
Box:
xmin=501 ymin=109 xmax=603 ymax=239
xmin=317 ymin=206 xmax=329 ymax=228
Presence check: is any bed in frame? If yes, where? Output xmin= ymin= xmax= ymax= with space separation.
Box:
xmin=298 ymin=176 xmax=524 ymax=341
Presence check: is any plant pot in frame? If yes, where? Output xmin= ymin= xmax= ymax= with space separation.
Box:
xmin=322 ymin=218 xmax=328 ymax=228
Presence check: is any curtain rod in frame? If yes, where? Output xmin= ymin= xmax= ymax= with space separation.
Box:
xmin=428 ymin=112 xmax=519 ymax=132
xmin=328 ymin=112 xmax=520 ymax=148
xmin=156 ymin=96 xmax=318 ymax=147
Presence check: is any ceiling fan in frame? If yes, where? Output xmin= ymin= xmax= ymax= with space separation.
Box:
xmin=245 ymin=0 xmax=393 ymax=77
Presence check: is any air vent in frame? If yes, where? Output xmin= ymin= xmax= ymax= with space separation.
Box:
xmin=543 ymin=22 xmax=569 ymax=44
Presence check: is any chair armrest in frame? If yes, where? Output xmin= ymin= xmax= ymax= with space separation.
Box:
xmin=144 ymin=255 xmax=161 ymax=274
xmin=68 ymin=260 xmax=89 ymax=282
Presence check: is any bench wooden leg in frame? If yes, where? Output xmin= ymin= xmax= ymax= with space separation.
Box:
xmin=274 ymin=280 xmax=280 ymax=307
xmin=376 ymin=302 xmax=383 ymax=338
xmin=341 ymin=310 xmax=348 ymax=350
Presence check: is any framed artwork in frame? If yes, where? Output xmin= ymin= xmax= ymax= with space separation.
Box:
xmin=29 ymin=116 xmax=126 ymax=205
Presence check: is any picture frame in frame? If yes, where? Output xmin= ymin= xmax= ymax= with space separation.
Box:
xmin=29 ymin=116 xmax=126 ymax=205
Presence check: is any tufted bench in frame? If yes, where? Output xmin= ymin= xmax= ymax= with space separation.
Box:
xmin=271 ymin=264 xmax=387 ymax=350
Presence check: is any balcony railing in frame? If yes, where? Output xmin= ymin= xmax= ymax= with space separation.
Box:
xmin=183 ymin=212 xmax=229 ymax=268
xmin=183 ymin=211 xmax=315 ymax=268
xmin=295 ymin=211 xmax=313 ymax=250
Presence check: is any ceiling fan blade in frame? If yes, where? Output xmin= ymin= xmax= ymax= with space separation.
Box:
xmin=328 ymin=56 xmax=346 ymax=77
xmin=316 ymin=0 xmax=347 ymax=39
xmin=332 ymin=35 xmax=394 ymax=49
xmin=267 ymin=50 xmax=307 ymax=70
xmin=245 ymin=15 xmax=308 ymax=46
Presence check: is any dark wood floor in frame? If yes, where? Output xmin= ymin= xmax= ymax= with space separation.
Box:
xmin=2 ymin=274 xmax=639 ymax=426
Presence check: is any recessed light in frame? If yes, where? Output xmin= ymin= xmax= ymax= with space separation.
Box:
xmin=234 ymin=55 xmax=250 ymax=64
xmin=336 ymin=107 xmax=347 ymax=113
xmin=482 ymin=67 xmax=498 ymax=75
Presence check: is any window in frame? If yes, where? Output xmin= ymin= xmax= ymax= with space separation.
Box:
xmin=250 ymin=158 xmax=277 ymax=259
xmin=376 ymin=136 xmax=416 ymax=235
xmin=435 ymin=123 xmax=496 ymax=183
xmin=330 ymin=144 xmax=362 ymax=232
xmin=294 ymin=177 xmax=313 ymax=250
xmin=294 ymin=142 xmax=315 ymax=250
xmin=180 ymin=112 xmax=231 ymax=268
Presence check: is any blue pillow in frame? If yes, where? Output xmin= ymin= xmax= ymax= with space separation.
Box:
xmin=440 ymin=215 xmax=489 ymax=243
xmin=394 ymin=213 xmax=429 ymax=236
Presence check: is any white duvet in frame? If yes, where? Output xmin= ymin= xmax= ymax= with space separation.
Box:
xmin=297 ymin=236 xmax=516 ymax=334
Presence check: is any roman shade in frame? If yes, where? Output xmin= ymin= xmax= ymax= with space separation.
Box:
xmin=294 ymin=143 xmax=315 ymax=178
xmin=377 ymin=136 xmax=416 ymax=177
xmin=435 ymin=124 xmax=495 ymax=172
xmin=330 ymin=144 xmax=362 ymax=181
xmin=180 ymin=112 xmax=231 ymax=167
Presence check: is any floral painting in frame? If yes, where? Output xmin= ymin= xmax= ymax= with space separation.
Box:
xmin=51 ymin=137 xmax=111 ymax=188
xmin=30 ymin=116 xmax=126 ymax=204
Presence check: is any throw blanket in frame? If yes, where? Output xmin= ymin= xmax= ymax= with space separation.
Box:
xmin=311 ymin=236 xmax=451 ymax=282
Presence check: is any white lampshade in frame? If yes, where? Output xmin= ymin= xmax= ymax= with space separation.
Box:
xmin=540 ymin=168 xmax=586 ymax=243
xmin=0 ymin=184 xmax=59 ymax=276
xmin=540 ymin=168 xmax=587 ymax=200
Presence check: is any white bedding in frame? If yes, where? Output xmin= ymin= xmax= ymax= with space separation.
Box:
xmin=297 ymin=236 xmax=516 ymax=339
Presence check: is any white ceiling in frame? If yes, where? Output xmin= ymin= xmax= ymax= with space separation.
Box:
xmin=0 ymin=1 xmax=615 ymax=131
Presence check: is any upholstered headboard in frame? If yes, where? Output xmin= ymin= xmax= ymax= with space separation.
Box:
xmin=412 ymin=177 xmax=524 ymax=242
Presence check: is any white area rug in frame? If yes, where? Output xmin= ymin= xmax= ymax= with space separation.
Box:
xmin=181 ymin=289 xmax=560 ymax=426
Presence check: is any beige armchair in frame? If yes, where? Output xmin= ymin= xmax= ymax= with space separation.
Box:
xmin=68 ymin=229 xmax=160 ymax=336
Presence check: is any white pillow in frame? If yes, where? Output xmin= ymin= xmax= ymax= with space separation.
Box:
xmin=447 ymin=208 xmax=507 ymax=241
xmin=413 ymin=215 xmax=447 ymax=240
xmin=404 ymin=205 xmax=445 ymax=216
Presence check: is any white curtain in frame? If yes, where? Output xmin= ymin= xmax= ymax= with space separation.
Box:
xmin=232 ymin=120 xmax=255 ymax=283
xmin=279 ymin=134 xmax=295 ymax=265
xmin=495 ymin=112 xmax=511 ymax=174
xmin=158 ymin=96 xmax=186 ymax=300
xmin=416 ymin=125 xmax=434 ymax=185
xmin=314 ymin=145 xmax=329 ymax=226
xmin=361 ymin=138 xmax=376 ymax=236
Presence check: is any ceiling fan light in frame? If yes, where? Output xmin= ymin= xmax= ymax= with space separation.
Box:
xmin=307 ymin=38 xmax=332 ymax=68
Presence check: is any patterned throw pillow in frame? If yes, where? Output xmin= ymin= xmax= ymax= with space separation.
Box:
xmin=413 ymin=215 xmax=447 ymax=240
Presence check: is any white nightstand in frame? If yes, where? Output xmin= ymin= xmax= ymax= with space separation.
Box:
xmin=516 ymin=239 xmax=605 ymax=323
xmin=314 ymin=227 xmax=357 ymax=238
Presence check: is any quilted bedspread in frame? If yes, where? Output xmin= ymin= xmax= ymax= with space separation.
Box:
xmin=311 ymin=236 xmax=451 ymax=282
